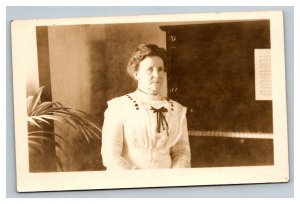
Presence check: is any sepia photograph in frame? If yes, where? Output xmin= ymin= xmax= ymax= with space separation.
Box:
xmin=11 ymin=10 xmax=289 ymax=192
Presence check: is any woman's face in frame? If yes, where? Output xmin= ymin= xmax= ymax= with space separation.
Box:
xmin=135 ymin=56 xmax=165 ymax=95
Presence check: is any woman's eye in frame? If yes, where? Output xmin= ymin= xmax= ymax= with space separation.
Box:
xmin=147 ymin=67 xmax=153 ymax=72
xmin=158 ymin=67 xmax=164 ymax=72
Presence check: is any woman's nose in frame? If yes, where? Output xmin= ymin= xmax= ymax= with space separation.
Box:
xmin=152 ymin=68 xmax=159 ymax=77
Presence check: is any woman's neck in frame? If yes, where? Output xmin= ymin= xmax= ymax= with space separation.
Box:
xmin=134 ymin=88 xmax=163 ymax=101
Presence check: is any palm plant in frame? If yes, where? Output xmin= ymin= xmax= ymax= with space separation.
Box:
xmin=27 ymin=86 xmax=101 ymax=171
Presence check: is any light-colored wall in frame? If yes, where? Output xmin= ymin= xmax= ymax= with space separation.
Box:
xmin=48 ymin=25 xmax=102 ymax=112
xmin=48 ymin=25 xmax=106 ymax=170
xmin=47 ymin=23 xmax=167 ymax=171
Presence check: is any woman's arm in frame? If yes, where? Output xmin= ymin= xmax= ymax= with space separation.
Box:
xmin=170 ymin=116 xmax=191 ymax=168
xmin=101 ymin=101 xmax=132 ymax=170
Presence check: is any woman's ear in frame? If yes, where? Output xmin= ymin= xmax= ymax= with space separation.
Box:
xmin=134 ymin=71 xmax=139 ymax=80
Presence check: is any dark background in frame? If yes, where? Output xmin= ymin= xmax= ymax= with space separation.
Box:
xmin=162 ymin=21 xmax=272 ymax=132
xmin=162 ymin=21 xmax=273 ymax=167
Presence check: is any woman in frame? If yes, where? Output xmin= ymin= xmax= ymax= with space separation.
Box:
xmin=101 ymin=44 xmax=191 ymax=170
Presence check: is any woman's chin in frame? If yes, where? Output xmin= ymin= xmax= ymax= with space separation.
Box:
xmin=149 ymin=89 xmax=160 ymax=95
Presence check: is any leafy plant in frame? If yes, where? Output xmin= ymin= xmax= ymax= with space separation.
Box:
xmin=27 ymin=86 xmax=101 ymax=171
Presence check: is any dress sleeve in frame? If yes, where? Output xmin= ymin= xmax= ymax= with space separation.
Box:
xmin=101 ymin=99 xmax=132 ymax=170
xmin=170 ymin=108 xmax=191 ymax=168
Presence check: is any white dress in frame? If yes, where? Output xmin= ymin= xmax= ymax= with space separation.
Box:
xmin=101 ymin=90 xmax=191 ymax=170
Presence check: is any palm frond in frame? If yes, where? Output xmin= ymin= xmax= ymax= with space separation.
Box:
xmin=43 ymin=111 xmax=77 ymax=128
xmin=32 ymin=115 xmax=65 ymax=123
xmin=27 ymin=117 xmax=42 ymax=128
xmin=27 ymin=86 xmax=102 ymax=171
xmin=76 ymin=122 xmax=91 ymax=143
xmin=32 ymin=101 xmax=56 ymax=116
xmin=30 ymin=116 xmax=52 ymax=126
xmin=65 ymin=114 xmax=99 ymax=142
xmin=37 ymin=106 xmax=71 ymax=115
xmin=28 ymin=131 xmax=65 ymax=142
xmin=28 ymin=86 xmax=45 ymax=115
xmin=44 ymin=109 xmax=101 ymax=141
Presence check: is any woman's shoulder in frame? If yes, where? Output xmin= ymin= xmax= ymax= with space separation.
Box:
xmin=165 ymin=98 xmax=187 ymax=116
xmin=107 ymin=94 xmax=131 ymax=107
xmin=166 ymin=98 xmax=186 ymax=109
xmin=105 ymin=95 xmax=134 ymax=118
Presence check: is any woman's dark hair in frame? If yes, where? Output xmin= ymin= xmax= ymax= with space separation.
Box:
xmin=127 ymin=44 xmax=167 ymax=79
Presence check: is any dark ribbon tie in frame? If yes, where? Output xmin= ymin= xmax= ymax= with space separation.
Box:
xmin=150 ymin=106 xmax=169 ymax=133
